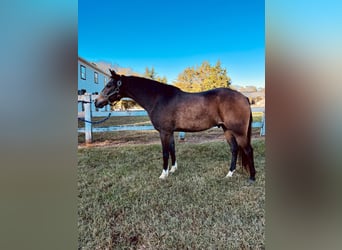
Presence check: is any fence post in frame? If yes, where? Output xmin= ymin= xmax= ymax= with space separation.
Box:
xmin=260 ymin=111 xmax=266 ymax=136
xmin=179 ymin=131 xmax=185 ymax=141
xmin=84 ymin=94 xmax=93 ymax=144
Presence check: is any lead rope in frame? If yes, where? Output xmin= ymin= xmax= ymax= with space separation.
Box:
xmin=78 ymin=113 xmax=111 ymax=124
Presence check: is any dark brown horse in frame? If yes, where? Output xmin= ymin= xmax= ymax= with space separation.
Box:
xmin=95 ymin=69 xmax=256 ymax=182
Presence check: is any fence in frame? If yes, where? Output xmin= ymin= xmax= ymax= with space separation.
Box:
xmin=78 ymin=94 xmax=265 ymax=144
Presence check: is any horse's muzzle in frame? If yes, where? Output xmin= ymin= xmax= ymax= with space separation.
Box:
xmin=94 ymin=97 xmax=108 ymax=108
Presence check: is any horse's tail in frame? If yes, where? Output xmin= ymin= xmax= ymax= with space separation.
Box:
xmin=240 ymin=102 xmax=253 ymax=172
xmin=247 ymin=104 xmax=253 ymax=147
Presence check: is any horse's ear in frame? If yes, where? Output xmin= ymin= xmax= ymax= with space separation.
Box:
xmin=109 ymin=69 xmax=117 ymax=77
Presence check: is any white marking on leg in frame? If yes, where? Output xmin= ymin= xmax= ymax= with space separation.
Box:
xmin=169 ymin=162 xmax=177 ymax=173
xmin=159 ymin=169 xmax=169 ymax=179
xmin=226 ymin=170 xmax=235 ymax=178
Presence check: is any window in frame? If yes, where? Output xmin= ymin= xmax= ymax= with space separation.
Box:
xmin=94 ymin=72 xmax=98 ymax=84
xmin=80 ymin=65 xmax=86 ymax=80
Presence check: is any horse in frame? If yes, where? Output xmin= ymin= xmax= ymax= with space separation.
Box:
xmin=95 ymin=69 xmax=256 ymax=182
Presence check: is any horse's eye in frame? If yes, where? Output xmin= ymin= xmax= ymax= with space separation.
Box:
xmin=106 ymin=83 xmax=112 ymax=88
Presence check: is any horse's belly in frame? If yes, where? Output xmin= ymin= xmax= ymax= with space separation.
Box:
xmin=173 ymin=98 xmax=220 ymax=131
xmin=175 ymin=114 xmax=217 ymax=132
xmin=175 ymin=125 xmax=213 ymax=132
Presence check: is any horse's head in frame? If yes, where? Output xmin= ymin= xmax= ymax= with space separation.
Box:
xmin=94 ymin=69 xmax=123 ymax=108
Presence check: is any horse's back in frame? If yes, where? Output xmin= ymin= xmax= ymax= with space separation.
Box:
xmin=211 ymin=87 xmax=249 ymax=106
xmin=206 ymin=87 xmax=247 ymax=102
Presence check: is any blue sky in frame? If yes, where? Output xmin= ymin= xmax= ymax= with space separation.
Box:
xmin=79 ymin=0 xmax=265 ymax=87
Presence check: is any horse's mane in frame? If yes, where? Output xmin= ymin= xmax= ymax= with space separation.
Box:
xmin=127 ymin=75 xmax=182 ymax=94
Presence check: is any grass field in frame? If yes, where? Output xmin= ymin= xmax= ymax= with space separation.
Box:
xmin=78 ymin=134 xmax=265 ymax=249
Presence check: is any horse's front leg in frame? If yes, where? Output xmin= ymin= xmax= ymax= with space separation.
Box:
xmin=159 ymin=131 xmax=171 ymax=179
xmin=224 ymin=131 xmax=238 ymax=178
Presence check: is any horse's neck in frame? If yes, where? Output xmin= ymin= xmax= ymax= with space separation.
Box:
xmin=123 ymin=77 xmax=159 ymax=112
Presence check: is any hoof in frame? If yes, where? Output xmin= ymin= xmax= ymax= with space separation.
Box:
xmin=225 ymin=170 xmax=235 ymax=178
xmin=159 ymin=169 xmax=169 ymax=179
xmin=169 ymin=162 xmax=177 ymax=173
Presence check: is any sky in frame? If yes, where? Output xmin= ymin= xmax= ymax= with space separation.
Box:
xmin=78 ymin=0 xmax=265 ymax=87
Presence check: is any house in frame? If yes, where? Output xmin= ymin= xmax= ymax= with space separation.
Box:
xmin=78 ymin=56 xmax=111 ymax=94
xmin=78 ymin=56 xmax=111 ymax=111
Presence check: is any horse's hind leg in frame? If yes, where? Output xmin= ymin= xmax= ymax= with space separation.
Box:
xmin=169 ymin=133 xmax=177 ymax=173
xmin=224 ymin=130 xmax=238 ymax=178
xmin=235 ymin=136 xmax=256 ymax=182
xmin=243 ymin=144 xmax=256 ymax=182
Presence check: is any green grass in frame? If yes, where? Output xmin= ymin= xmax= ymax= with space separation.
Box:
xmin=252 ymin=112 xmax=263 ymax=122
xmin=78 ymin=139 xmax=265 ymax=249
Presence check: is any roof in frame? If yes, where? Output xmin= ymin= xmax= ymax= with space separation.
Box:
xmin=78 ymin=56 xmax=111 ymax=77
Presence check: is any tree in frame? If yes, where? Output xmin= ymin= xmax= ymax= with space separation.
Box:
xmin=144 ymin=67 xmax=168 ymax=83
xmin=174 ymin=67 xmax=201 ymax=92
xmin=144 ymin=67 xmax=157 ymax=79
xmin=174 ymin=60 xmax=231 ymax=92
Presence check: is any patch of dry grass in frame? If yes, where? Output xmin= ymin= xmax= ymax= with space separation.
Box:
xmin=78 ymin=139 xmax=265 ymax=249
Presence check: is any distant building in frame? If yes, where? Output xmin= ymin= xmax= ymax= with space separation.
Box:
xmin=78 ymin=56 xmax=111 ymax=112
xmin=78 ymin=56 xmax=111 ymax=95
